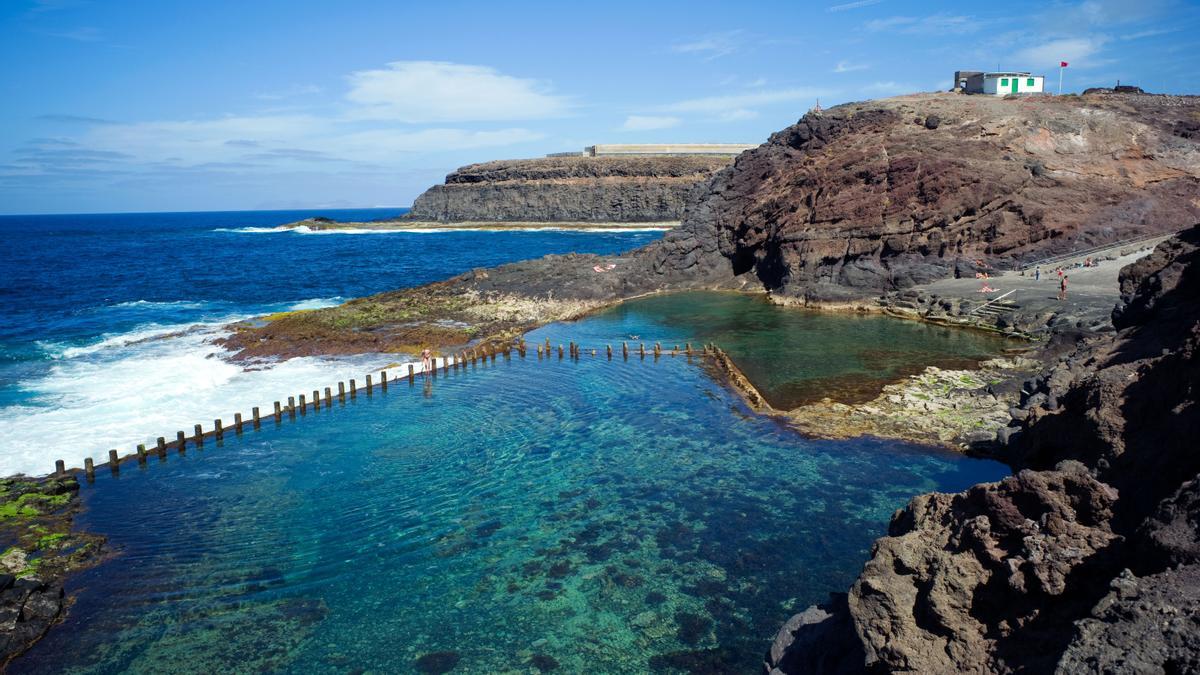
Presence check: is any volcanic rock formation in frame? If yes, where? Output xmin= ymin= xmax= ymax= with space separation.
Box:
xmin=765 ymin=224 xmax=1200 ymax=673
xmin=405 ymin=155 xmax=734 ymax=223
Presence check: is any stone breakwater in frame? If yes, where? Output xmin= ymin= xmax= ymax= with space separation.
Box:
xmin=766 ymin=225 xmax=1200 ymax=673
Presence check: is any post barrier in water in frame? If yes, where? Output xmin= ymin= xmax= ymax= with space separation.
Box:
xmin=313 ymin=390 xmax=321 ymax=410
xmin=623 ymin=342 xmax=629 ymax=359
xmin=177 ymin=430 xmax=187 ymax=453
xmin=84 ymin=457 xmax=94 ymax=482
xmin=215 ymin=419 xmax=224 ymax=440
xmin=365 ymin=374 xmax=372 ymax=394
xmin=607 ymin=345 xmax=613 ymax=359
xmin=194 ymin=424 xmax=204 ymax=447
xmin=639 ymin=343 xmax=646 ymax=358
xmin=381 ymin=370 xmax=388 ymax=391
xmin=136 ymin=444 xmax=147 ymax=465
xmin=324 ymin=387 xmax=332 ymax=406
xmin=108 ymin=449 xmax=119 ymax=473
xmin=299 ymin=394 xmax=307 ymax=414
xmin=274 ymin=402 xmax=282 ymax=422
xmin=252 ymin=407 xmax=261 ymax=429
xmin=338 ymin=382 xmax=345 ymax=401
xmin=234 ymin=413 xmax=243 ymax=433
xmin=350 ymin=379 xmax=357 ymax=398
xmin=157 ymin=437 xmax=167 ymax=457
xmin=409 ymin=364 xmax=415 ymax=382
xmin=55 ymin=459 xmax=65 ymax=476
xmin=287 ymin=398 xmax=296 ymax=419
xmin=558 ymin=345 xmax=564 ymax=359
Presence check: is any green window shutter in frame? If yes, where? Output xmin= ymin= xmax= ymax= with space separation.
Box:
xmin=1000 ymin=78 xmax=1008 ymax=86
xmin=1027 ymin=78 xmax=1035 ymax=86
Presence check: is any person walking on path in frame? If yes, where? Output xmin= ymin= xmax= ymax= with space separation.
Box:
xmin=1058 ymin=275 xmax=1069 ymax=301
xmin=1035 ymin=267 xmax=1041 ymax=281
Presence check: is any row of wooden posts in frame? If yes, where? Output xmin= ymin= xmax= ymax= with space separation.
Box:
xmin=62 ymin=338 xmax=714 ymax=483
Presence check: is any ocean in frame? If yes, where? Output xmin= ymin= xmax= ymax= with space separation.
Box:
xmin=0 ymin=209 xmax=663 ymax=477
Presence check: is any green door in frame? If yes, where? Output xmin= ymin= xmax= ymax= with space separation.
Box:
xmin=1011 ymin=78 xmax=1019 ymax=93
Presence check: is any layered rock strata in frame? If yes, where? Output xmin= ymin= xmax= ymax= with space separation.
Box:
xmin=405 ymin=155 xmax=734 ymax=223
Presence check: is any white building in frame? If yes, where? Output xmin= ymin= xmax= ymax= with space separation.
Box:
xmin=955 ymin=70 xmax=1046 ymax=96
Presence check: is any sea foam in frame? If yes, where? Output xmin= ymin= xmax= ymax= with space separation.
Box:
xmin=0 ymin=297 xmax=394 ymax=477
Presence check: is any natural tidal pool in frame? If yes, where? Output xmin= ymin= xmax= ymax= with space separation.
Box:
xmin=15 ymin=298 xmax=1009 ymax=674
xmin=573 ymin=292 xmax=1017 ymax=408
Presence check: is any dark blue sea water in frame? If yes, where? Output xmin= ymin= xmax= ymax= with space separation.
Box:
xmin=0 ymin=209 xmax=664 ymax=476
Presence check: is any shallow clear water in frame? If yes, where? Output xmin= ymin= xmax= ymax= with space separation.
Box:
xmin=13 ymin=309 xmax=1008 ymax=674
xmin=0 ymin=209 xmax=661 ymax=475
xmin=564 ymin=292 xmax=1015 ymax=407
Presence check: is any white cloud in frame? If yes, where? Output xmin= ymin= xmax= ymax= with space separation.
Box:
xmin=1014 ymin=37 xmax=1108 ymax=68
xmin=620 ymin=115 xmax=681 ymax=131
xmin=256 ymin=84 xmax=323 ymax=100
xmin=657 ymin=88 xmax=831 ymax=118
xmin=671 ymin=31 xmax=744 ymax=60
xmin=345 ymin=61 xmax=571 ymax=123
xmin=863 ymin=81 xmax=922 ymax=96
xmin=834 ymin=60 xmax=869 ymax=73
xmin=828 ymin=0 xmax=883 ymax=11
xmin=865 ymin=14 xmax=976 ymax=34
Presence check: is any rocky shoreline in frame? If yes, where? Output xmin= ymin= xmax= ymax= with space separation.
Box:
xmin=0 ymin=475 xmax=105 ymax=668
xmin=766 ymin=225 xmax=1200 ymax=673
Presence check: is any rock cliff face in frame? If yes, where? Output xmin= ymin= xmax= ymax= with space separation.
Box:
xmin=406 ymin=155 xmax=734 ymax=222
xmin=766 ymin=225 xmax=1200 ymax=673
xmin=655 ymin=92 xmax=1200 ymax=301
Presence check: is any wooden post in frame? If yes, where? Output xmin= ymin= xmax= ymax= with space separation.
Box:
xmin=639 ymin=343 xmax=646 ymax=358
xmin=253 ymin=406 xmax=261 ymax=429
xmin=409 ymin=364 xmax=415 ymax=382
xmin=623 ymin=341 xmax=629 ymax=359
xmin=109 ymin=449 xmax=119 ymax=471
xmin=274 ymin=401 xmax=282 ymax=421
xmin=338 ymin=382 xmax=346 ymax=400
xmin=350 ymin=379 xmax=357 ymax=397
xmin=537 ymin=344 xmax=543 ymax=357
xmin=84 ymin=457 xmax=94 ymax=482
xmin=287 ymin=397 xmax=296 ymax=418
xmin=686 ymin=342 xmax=692 ymax=356
xmin=558 ymin=344 xmax=564 ymax=359
xmin=313 ymin=390 xmax=321 ymax=410
xmin=157 ymin=436 xmax=167 ymax=457
xmin=177 ymin=430 xmax=187 ymax=452
xmin=55 ymin=459 xmax=65 ymax=475
xmin=136 ymin=444 xmax=147 ymax=465
xmin=365 ymin=374 xmax=373 ymax=394
xmin=194 ymin=423 xmax=204 ymax=446
xmin=607 ymin=344 xmax=613 ymax=359
xmin=234 ymin=413 xmax=243 ymax=432
xmin=324 ymin=387 xmax=332 ymax=406
xmin=569 ymin=341 xmax=574 ymax=358
xmin=654 ymin=342 xmax=661 ymax=357
xmin=381 ymin=370 xmax=388 ymax=391
xmin=214 ymin=418 xmax=224 ymax=440
xmin=298 ymin=394 xmax=307 ymax=414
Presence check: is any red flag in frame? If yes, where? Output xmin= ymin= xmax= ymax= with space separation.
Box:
xmin=1060 ymin=61 xmax=1069 ymax=67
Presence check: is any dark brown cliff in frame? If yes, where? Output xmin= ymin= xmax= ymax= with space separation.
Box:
xmin=405 ymin=155 xmax=734 ymax=223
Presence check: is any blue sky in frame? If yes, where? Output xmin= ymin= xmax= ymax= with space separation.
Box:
xmin=2 ymin=0 xmax=1198 ymax=214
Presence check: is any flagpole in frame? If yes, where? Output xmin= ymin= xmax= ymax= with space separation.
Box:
xmin=1058 ymin=65 xmax=1063 ymax=95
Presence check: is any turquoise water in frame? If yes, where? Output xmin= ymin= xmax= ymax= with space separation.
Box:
xmin=13 ymin=301 xmax=1008 ymax=674
xmin=564 ymin=292 xmax=1015 ymax=407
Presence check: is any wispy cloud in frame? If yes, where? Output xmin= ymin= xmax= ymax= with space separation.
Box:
xmin=345 ymin=61 xmax=571 ymax=123
xmin=620 ymin=115 xmax=681 ymax=131
xmin=865 ymin=14 xmax=977 ymax=35
xmin=37 ymin=113 xmax=116 ymax=125
xmin=1119 ymin=27 xmax=1176 ymax=41
xmin=255 ymin=84 xmax=323 ymax=101
xmin=670 ymin=31 xmax=744 ymax=60
xmin=44 ymin=26 xmax=103 ymax=42
xmin=658 ymin=88 xmax=829 ymax=116
xmin=828 ymin=0 xmax=883 ymax=12
xmin=1014 ymin=36 xmax=1109 ymax=68
xmin=862 ymin=81 xmax=921 ymax=96
xmin=833 ymin=60 xmax=869 ymax=73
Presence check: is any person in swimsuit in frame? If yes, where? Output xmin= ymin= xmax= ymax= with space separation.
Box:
xmin=421 ymin=348 xmax=433 ymax=374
